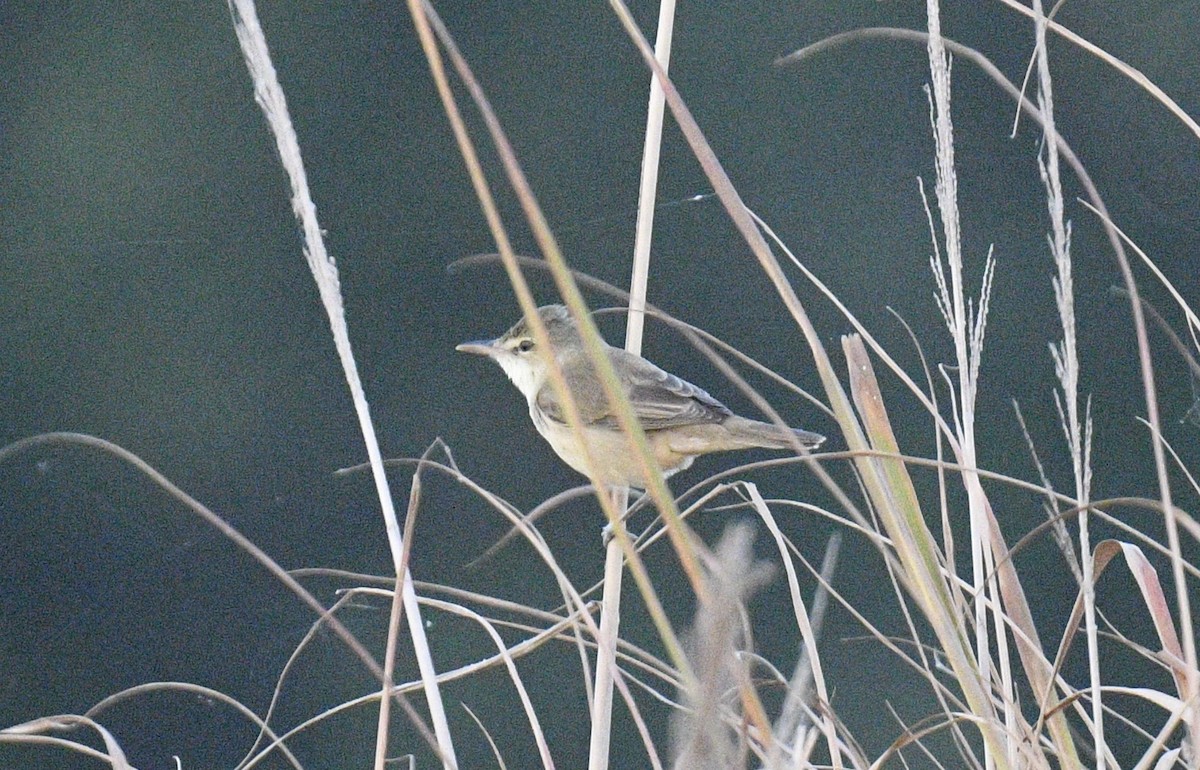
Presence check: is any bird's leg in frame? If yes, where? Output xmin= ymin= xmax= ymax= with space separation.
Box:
xmin=600 ymin=488 xmax=655 ymax=546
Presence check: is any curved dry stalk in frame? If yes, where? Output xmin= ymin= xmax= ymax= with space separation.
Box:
xmin=992 ymin=0 xmax=1200 ymax=143
xmin=0 ymin=430 xmax=438 ymax=752
xmin=461 ymin=702 xmax=509 ymax=770
xmin=421 ymin=597 xmax=558 ymax=770
xmin=234 ymin=595 xmax=591 ymax=770
xmin=242 ymin=590 xmax=370 ymax=769
xmin=746 ymin=486 xmax=841 ymax=765
xmin=867 ymin=710 xmax=989 ymax=770
xmin=0 ymin=715 xmax=135 ymax=770
xmin=83 ymin=681 xmax=304 ymax=770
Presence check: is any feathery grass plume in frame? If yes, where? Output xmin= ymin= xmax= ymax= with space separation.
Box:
xmin=1029 ymin=0 xmax=1102 ymax=762
xmin=227 ymin=1 xmax=455 ymax=766
xmin=669 ymin=524 xmax=774 ymax=770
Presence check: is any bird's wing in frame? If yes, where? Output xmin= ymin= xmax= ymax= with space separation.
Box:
xmin=535 ymin=347 xmax=732 ymax=430
xmin=616 ymin=349 xmax=733 ymax=428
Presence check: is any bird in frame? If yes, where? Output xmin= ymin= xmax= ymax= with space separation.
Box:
xmin=456 ymin=304 xmax=825 ymax=489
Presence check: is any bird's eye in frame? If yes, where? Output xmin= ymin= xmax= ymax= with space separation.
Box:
xmin=516 ymin=339 xmax=534 ymax=353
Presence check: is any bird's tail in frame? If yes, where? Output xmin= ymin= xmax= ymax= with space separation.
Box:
xmin=721 ymin=416 xmax=826 ymax=451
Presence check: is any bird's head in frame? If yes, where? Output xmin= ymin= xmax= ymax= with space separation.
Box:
xmin=456 ymin=304 xmax=584 ymax=401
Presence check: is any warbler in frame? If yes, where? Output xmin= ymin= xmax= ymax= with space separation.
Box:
xmin=456 ymin=305 xmax=825 ymax=488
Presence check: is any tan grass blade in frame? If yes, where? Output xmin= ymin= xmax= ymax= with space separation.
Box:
xmin=842 ymin=335 xmax=1018 ymax=769
xmin=1051 ymin=541 xmax=1192 ymax=718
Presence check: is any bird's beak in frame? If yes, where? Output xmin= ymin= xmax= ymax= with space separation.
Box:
xmin=455 ymin=339 xmax=499 ymax=357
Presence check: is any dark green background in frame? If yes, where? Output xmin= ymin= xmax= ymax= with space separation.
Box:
xmin=2 ymin=1 xmax=1198 ymax=768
